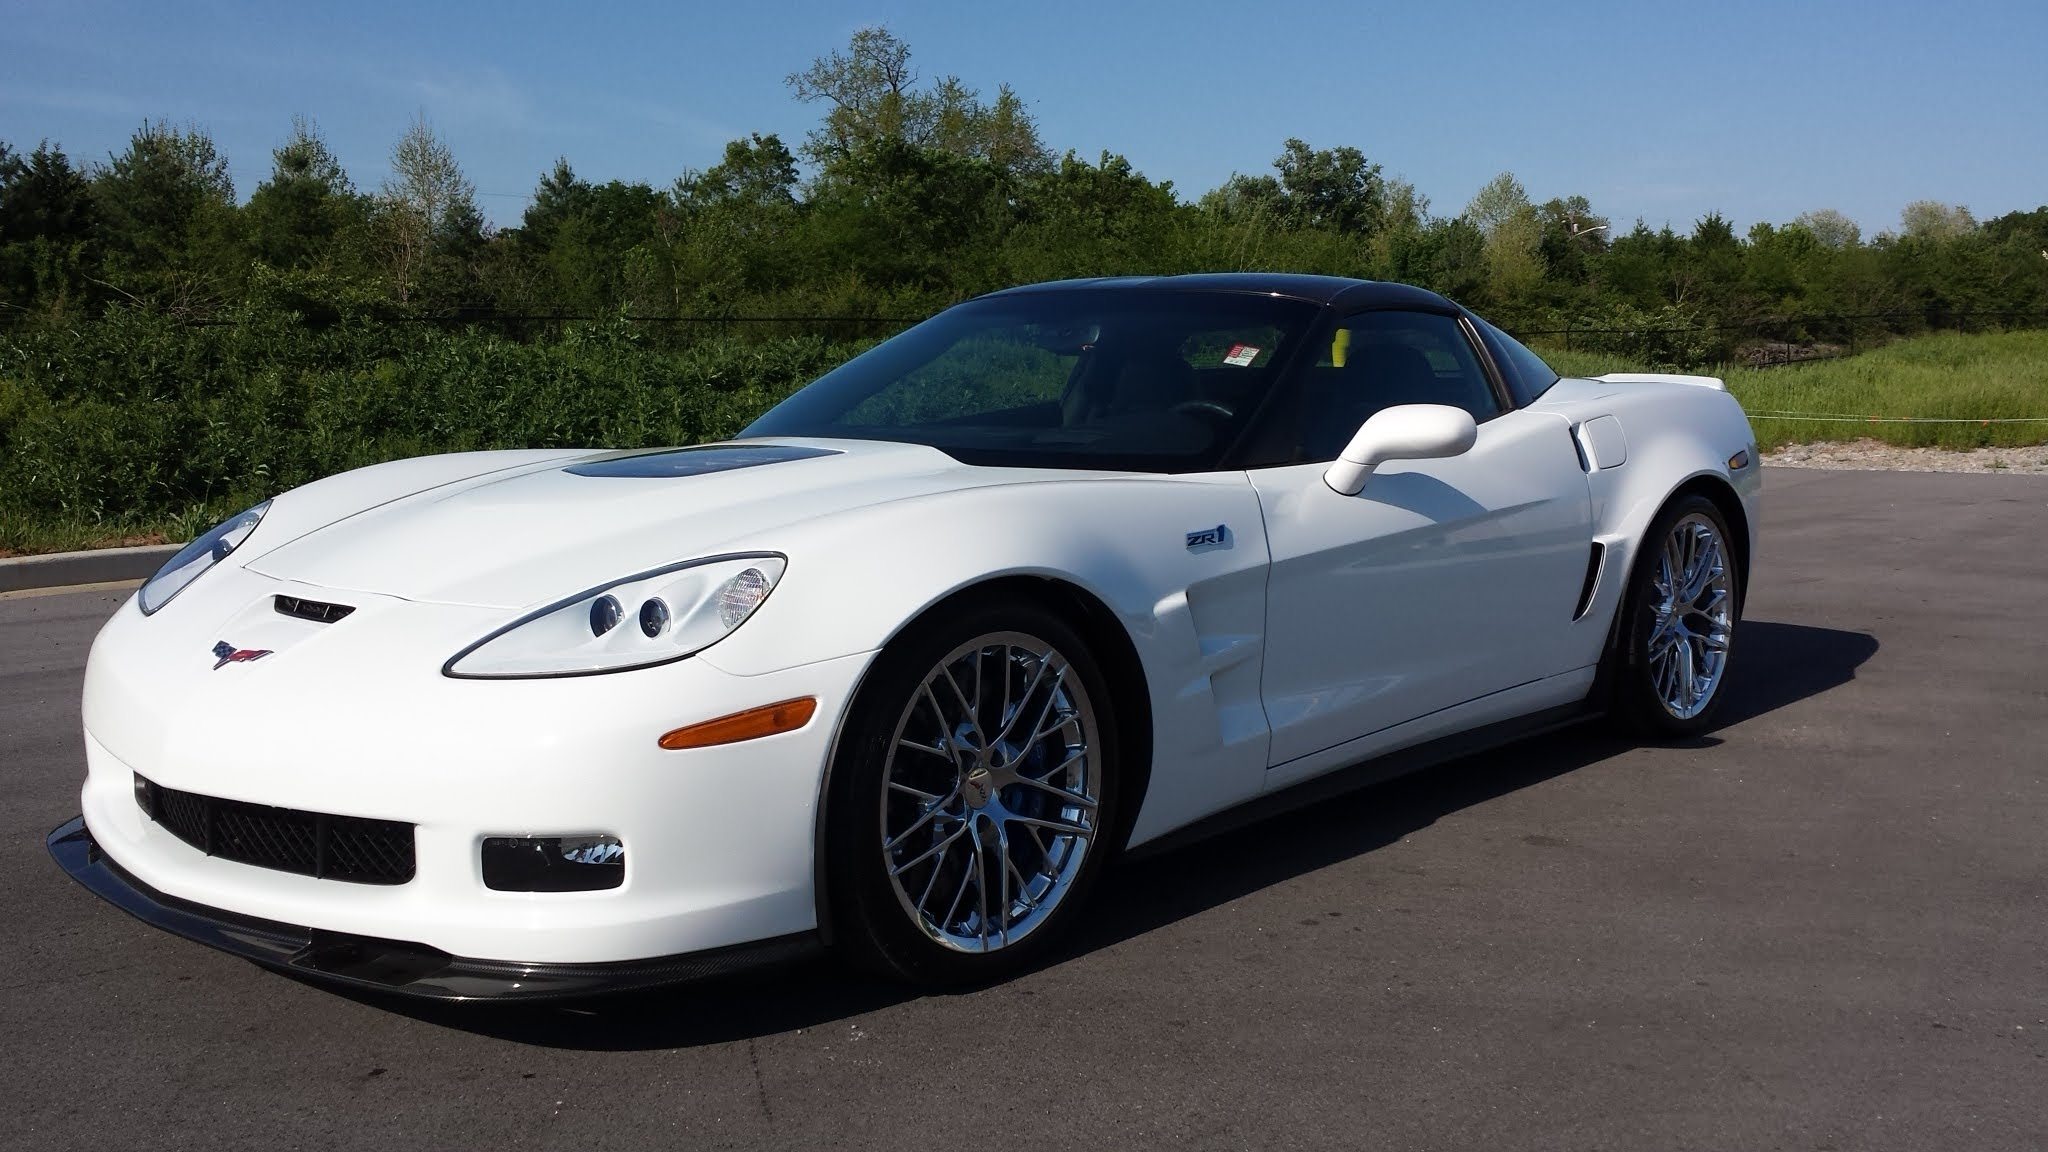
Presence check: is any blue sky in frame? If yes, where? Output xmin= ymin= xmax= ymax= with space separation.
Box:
xmin=6 ymin=0 xmax=2044 ymax=235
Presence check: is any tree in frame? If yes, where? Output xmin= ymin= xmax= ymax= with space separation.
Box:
xmin=0 ymin=140 xmax=98 ymax=311
xmin=1005 ymin=151 xmax=1181 ymax=281
xmin=1271 ymin=139 xmax=1383 ymax=235
xmin=1464 ymin=172 xmax=1545 ymax=308
xmin=1425 ymin=217 xmax=1489 ymax=303
xmin=1670 ymin=212 xmax=1743 ymax=309
xmin=1538 ymin=195 xmax=1608 ymax=248
xmin=420 ymin=195 xmax=490 ymax=312
xmin=806 ymin=135 xmax=1009 ymax=293
xmin=273 ymin=115 xmax=349 ymax=195
xmin=8 ymin=48 xmax=2042 ymax=376
xmin=678 ymin=134 xmax=800 ymax=212
xmin=379 ymin=115 xmax=477 ymax=304
xmin=1368 ymin=176 xmax=1433 ymax=280
xmin=1739 ymin=220 xmax=1819 ymax=311
xmin=649 ymin=136 xmax=806 ymax=316
xmin=1382 ymin=178 xmax=1430 ymax=234
xmin=1692 ymin=212 xmax=1737 ymax=250
xmin=1537 ymin=195 xmax=1608 ymax=287
xmin=488 ymin=158 xmax=590 ymax=315
xmin=1792 ymin=208 xmax=1860 ymax=249
xmin=788 ymin=27 xmax=1051 ymax=174
xmin=1600 ymin=219 xmax=1670 ymax=306
xmin=1981 ymin=205 xmax=2048 ymax=250
xmin=1201 ymin=171 xmax=1284 ymax=223
xmin=244 ymin=117 xmax=364 ymax=271
xmin=974 ymin=85 xmax=1050 ymax=176
xmin=1465 ymin=172 xmax=1531 ymax=238
xmin=91 ymin=120 xmax=241 ymax=313
xmin=1899 ymin=200 xmax=1977 ymax=241
xmin=518 ymin=159 xmax=590 ymax=249
xmin=546 ymin=179 xmax=661 ymax=311
xmin=1209 ymin=139 xmax=1384 ymax=236
xmin=787 ymin=26 xmax=917 ymax=163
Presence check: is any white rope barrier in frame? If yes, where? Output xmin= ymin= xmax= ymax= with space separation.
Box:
xmin=1745 ymin=413 xmax=2048 ymax=424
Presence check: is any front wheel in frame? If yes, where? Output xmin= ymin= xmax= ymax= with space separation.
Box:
xmin=1610 ymin=494 xmax=1742 ymax=736
xmin=824 ymin=598 xmax=1122 ymax=985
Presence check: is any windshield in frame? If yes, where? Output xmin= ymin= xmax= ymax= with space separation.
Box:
xmin=740 ymin=290 xmax=1321 ymax=472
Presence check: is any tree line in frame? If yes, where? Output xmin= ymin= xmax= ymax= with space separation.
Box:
xmin=4 ymin=26 xmax=2047 ymax=356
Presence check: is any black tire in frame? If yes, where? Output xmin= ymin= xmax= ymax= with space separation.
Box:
xmin=1608 ymin=492 xmax=1743 ymax=738
xmin=824 ymin=594 xmax=1123 ymax=985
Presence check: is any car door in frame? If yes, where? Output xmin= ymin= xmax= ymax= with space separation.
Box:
xmin=1249 ymin=308 xmax=1594 ymax=771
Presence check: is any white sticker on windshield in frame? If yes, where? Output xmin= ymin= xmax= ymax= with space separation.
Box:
xmin=1223 ymin=343 xmax=1260 ymax=367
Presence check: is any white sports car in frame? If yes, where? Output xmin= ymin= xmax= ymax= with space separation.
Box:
xmin=50 ymin=274 xmax=1761 ymax=998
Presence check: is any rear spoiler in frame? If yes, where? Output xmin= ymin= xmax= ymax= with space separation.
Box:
xmin=1595 ymin=372 xmax=1727 ymax=392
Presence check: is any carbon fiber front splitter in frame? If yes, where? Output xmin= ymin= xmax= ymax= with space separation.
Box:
xmin=46 ymin=817 xmax=820 ymax=1001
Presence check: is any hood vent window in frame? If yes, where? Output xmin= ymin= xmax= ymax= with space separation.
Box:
xmin=564 ymin=443 xmax=839 ymax=479
xmin=275 ymin=594 xmax=356 ymax=624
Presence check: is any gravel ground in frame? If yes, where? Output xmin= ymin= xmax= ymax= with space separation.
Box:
xmin=1765 ymin=438 xmax=2048 ymax=473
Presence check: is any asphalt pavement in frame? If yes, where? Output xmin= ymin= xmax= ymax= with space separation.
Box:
xmin=4 ymin=467 xmax=2044 ymax=1151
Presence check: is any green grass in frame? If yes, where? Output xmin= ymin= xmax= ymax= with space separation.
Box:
xmin=1539 ymin=330 xmax=2048 ymax=450
xmin=0 ymin=510 xmax=213 ymax=559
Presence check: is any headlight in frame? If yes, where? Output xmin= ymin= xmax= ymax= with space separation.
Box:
xmin=444 ymin=554 xmax=786 ymax=679
xmin=138 ymin=501 xmax=271 ymax=616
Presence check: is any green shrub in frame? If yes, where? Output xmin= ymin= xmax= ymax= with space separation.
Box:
xmin=0 ymin=306 xmax=870 ymax=550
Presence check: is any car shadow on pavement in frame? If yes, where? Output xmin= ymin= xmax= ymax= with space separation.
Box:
xmin=352 ymin=619 xmax=1876 ymax=1050
xmin=1712 ymin=620 xmax=1879 ymax=728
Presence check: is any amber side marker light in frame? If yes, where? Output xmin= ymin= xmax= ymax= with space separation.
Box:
xmin=659 ymin=697 xmax=818 ymax=750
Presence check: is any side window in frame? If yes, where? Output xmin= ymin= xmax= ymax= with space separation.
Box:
xmin=1284 ymin=310 xmax=1501 ymax=463
xmin=1474 ymin=317 xmax=1560 ymax=405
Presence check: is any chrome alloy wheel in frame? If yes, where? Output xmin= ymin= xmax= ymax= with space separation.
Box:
xmin=1648 ymin=512 xmax=1736 ymax=720
xmin=879 ymin=631 xmax=1099 ymax=953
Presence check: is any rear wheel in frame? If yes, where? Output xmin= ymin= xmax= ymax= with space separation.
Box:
xmin=1610 ymin=494 xmax=1741 ymax=736
xmin=825 ymin=597 xmax=1121 ymax=985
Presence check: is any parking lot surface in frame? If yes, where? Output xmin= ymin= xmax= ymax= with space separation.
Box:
xmin=5 ymin=467 xmax=2044 ymax=1151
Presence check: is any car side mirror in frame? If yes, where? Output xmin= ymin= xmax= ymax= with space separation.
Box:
xmin=1323 ymin=404 xmax=1479 ymax=495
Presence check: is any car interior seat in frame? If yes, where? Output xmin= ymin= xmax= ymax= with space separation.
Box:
xmin=1296 ymin=342 xmax=1442 ymax=460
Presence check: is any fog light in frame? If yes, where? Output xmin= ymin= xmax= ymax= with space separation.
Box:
xmin=481 ymin=835 xmax=625 ymax=892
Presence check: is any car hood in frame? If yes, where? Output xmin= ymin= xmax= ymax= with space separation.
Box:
xmin=243 ymin=439 xmax=1009 ymax=608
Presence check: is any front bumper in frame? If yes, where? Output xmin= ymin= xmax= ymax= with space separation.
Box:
xmin=48 ymin=818 xmax=818 ymax=999
xmin=78 ymin=568 xmax=878 ymax=971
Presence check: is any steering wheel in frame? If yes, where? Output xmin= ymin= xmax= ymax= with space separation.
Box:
xmin=1170 ymin=399 xmax=1236 ymax=420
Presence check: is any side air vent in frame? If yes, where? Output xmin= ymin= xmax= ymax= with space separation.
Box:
xmin=1572 ymin=543 xmax=1606 ymax=621
xmin=275 ymin=594 xmax=356 ymax=624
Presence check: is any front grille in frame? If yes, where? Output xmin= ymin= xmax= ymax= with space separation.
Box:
xmin=274 ymin=594 xmax=355 ymax=623
xmin=135 ymin=775 xmax=414 ymax=885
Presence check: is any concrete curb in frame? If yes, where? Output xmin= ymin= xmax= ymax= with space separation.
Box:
xmin=0 ymin=544 xmax=179 ymax=594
